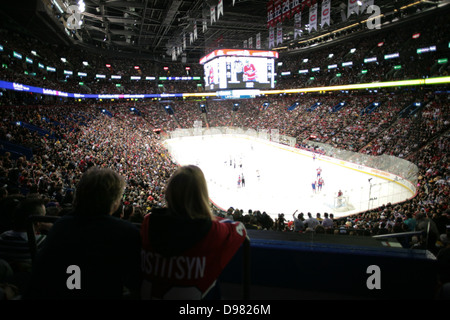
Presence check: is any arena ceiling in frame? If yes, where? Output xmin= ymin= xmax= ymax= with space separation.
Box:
xmin=0 ymin=0 xmax=446 ymax=63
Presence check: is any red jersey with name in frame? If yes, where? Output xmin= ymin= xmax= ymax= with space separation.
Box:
xmin=140 ymin=209 xmax=247 ymax=299
xmin=243 ymin=64 xmax=256 ymax=81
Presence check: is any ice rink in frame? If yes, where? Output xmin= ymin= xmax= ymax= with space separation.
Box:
xmin=164 ymin=135 xmax=415 ymax=220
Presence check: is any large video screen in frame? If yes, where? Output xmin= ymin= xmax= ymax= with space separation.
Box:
xmin=200 ymin=49 xmax=278 ymax=91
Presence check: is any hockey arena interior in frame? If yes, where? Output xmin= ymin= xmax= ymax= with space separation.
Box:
xmin=0 ymin=0 xmax=449 ymax=301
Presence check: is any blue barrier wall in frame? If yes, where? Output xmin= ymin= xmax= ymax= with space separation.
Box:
xmin=220 ymin=231 xmax=437 ymax=299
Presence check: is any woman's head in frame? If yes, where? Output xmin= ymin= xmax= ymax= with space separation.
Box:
xmin=165 ymin=165 xmax=213 ymax=220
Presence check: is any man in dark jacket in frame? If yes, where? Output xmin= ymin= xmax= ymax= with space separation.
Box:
xmin=25 ymin=167 xmax=141 ymax=299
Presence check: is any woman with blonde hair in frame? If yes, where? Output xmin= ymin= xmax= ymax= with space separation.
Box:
xmin=141 ymin=165 xmax=247 ymax=300
xmin=164 ymin=165 xmax=213 ymax=220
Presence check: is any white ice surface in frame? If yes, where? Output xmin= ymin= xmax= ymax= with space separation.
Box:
xmin=164 ymin=135 xmax=414 ymax=220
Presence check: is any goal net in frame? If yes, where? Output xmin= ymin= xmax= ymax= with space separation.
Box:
xmin=333 ymin=196 xmax=354 ymax=212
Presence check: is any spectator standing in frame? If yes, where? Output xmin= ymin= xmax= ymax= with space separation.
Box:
xmin=322 ymin=212 xmax=334 ymax=229
xmin=304 ymin=212 xmax=320 ymax=230
xmin=293 ymin=212 xmax=305 ymax=232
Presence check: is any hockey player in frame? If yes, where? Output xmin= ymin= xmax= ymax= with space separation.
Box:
xmin=316 ymin=167 xmax=322 ymax=178
xmin=318 ymin=177 xmax=324 ymax=192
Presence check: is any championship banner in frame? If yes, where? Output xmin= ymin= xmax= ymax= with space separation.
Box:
xmin=256 ymin=32 xmax=261 ymax=49
xmin=267 ymin=0 xmax=275 ymax=28
xmin=248 ymin=37 xmax=253 ymax=48
xmin=210 ymin=5 xmax=216 ymax=24
xmin=282 ymin=0 xmax=291 ymax=21
xmin=308 ymin=2 xmax=318 ymax=33
xmin=274 ymin=0 xmax=282 ymax=24
xmin=269 ymin=26 xmax=275 ymax=48
xmin=294 ymin=12 xmax=302 ymax=39
xmin=276 ymin=22 xmax=283 ymax=45
xmin=243 ymin=39 xmax=247 ymax=48
xmin=217 ymin=0 xmax=224 ymax=19
xmin=183 ymin=33 xmax=186 ymax=50
xmin=321 ymin=0 xmax=331 ymax=28
xmin=347 ymin=0 xmax=359 ymax=17
xmin=189 ymin=32 xmax=193 ymax=44
xmin=202 ymin=10 xmax=208 ymax=32
xmin=172 ymin=48 xmax=176 ymax=61
xmin=291 ymin=0 xmax=301 ymax=14
xmin=193 ymin=21 xmax=198 ymax=40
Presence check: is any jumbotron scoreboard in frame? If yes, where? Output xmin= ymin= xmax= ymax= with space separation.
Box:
xmin=199 ymin=49 xmax=279 ymax=92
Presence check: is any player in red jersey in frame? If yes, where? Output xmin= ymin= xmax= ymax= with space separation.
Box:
xmin=209 ymin=66 xmax=214 ymax=84
xmin=316 ymin=167 xmax=322 ymax=178
xmin=318 ymin=177 xmax=324 ymax=192
xmin=243 ymin=60 xmax=257 ymax=81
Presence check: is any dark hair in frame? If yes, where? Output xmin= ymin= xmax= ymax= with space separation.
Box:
xmin=13 ymin=197 xmax=46 ymax=230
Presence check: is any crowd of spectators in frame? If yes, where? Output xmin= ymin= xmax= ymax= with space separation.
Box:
xmin=0 ymin=5 xmax=449 ymax=299
xmin=1 ymin=88 xmax=447 ymax=239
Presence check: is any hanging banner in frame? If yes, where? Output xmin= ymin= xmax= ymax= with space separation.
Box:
xmin=243 ymin=39 xmax=248 ymax=48
xmin=193 ymin=21 xmax=198 ymax=40
xmin=276 ymin=22 xmax=283 ymax=45
xmin=309 ymin=2 xmax=318 ymax=33
xmin=282 ymin=0 xmax=291 ymax=21
xmin=202 ymin=10 xmax=208 ymax=33
xmin=183 ymin=33 xmax=186 ymax=50
xmin=189 ymin=32 xmax=193 ymax=44
xmin=321 ymin=0 xmax=331 ymax=28
xmin=210 ymin=5 xmax=216 ymax=24
xmin=269 ymin=26 xmax=275 ymax=48
xmin=248 ymin=37 xmax=253 ymax=48
xmin=292 ymin=0 xmax=301 ymax=14
xmin=294 ymin=12 xmax=302 ymax=39
xmin=347 ymin=0 xmax=359 ymax=18
xmin=217 ymin=0 xmax=224 ymax=19
xmin=267 ymin=0 xmax=275 ymax=28
xmin=256 ymin=32 xmax=261 ymax=49
xmin=172 ymin=48 xmax=176 ymax=61
xmin=274 ymin=0 xmax=282 ymax=24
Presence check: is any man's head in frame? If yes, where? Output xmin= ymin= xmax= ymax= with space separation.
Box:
xmin=73 ymin=167 xmax=125 ymax=216
xmin=13 ymin=197 xmax=46 ymax=231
